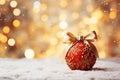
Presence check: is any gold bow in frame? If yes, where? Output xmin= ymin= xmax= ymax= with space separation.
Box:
xmin=65 ymin=31 xmax=97 ymax=44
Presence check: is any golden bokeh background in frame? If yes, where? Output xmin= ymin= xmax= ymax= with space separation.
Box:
xmin=0 ymin=0 xmax=120 ymax=59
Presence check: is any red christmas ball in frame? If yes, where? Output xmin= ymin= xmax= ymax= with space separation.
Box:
xmin=65 ymin=39 xmax=98 ymax=70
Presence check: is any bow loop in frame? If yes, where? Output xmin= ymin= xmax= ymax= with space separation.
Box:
xmin=84 ymin=31 xmax=97 ymax=42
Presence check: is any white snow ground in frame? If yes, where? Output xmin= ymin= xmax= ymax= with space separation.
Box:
xmin=0 ymin=58 xmax=120 ymax=80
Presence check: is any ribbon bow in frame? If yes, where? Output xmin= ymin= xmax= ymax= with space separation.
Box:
xmin=65 ymin=31 xmax=97 ymax=44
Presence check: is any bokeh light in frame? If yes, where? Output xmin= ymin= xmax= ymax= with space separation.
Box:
xmin=109 ymin=11 xmax=117 ymax=19
xmin=33 ymin=1 xmax=40 ymax=8
xmin=59 ymin=21 xmax=68 ymax=29
xmin=41 ymin=3 xmax=47 ymax=10
xmin=0 ymin=33 xmax=8 ymax=43
xmin=90 ymin=17 xmax=98 ymax=24
xmin=8 ymin=38 xmax=16 ymax=46
xmin=2 ymin=26 xmax=10 ymax=34
xmin=59 ymin=0 xmax=68 ymax=8
xmin=41 ymin=14 xmax=48 ymax=21
xmin=13 ymin=19 xmax=20 ymax=27
xmin=0 ymin=0 xmax=5 ymax=5
xmin=10 ymin=0 xmax=17 ymax=8
xmin=24 ymin=49 xmax=35 ymax=59
xmin=13 ymin=8 xmax=21 ymax=16
xmin=33 ymin=1 xmax=41 ymax=13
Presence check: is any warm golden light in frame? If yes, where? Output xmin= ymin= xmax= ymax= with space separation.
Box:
xmin=99 ymin=51 xmax=106 ymax=59
xmin=13 ymin=19 xmax=20 ymax=27
xmin=33 ymin=8 xmax=40 ymax=13
xmin=33 ymin=1 xmax=40 ymax=8
xmin=3 ymin=26 xmax=10 ymax=34
xmin=0 ymin=33 xmax=8 ymax=43
xmin=8 ymin=38 xmax=16 ymax=46
xmin=92 ymin=9 xmax=103 ymax=19
xmin=33 ymin=1 xmax=40 ymax=13
xmin=59 ymin=13 xmax=66 ymax=21
xmin=13 ymin=8 xmax=21 ymax=16
xmin=59 ymin=1 xmax=68 ymax=8
xmin=41 ymin=14 xmax=48 ymax=21
xmin=90 ymin=17 xmax=98 ymax=24
xmin=41 ymin=3 xmax=47 ymax=10
xmin=10 ymin=0 xmax=17 ymax=8
xmin=59 ymin=21 xmax=68 ymax=29
xmin=25 ymin=49 xmax=35 ymax=59
xmin=86 ymin=5 xmax=93 ymax=12
xmin=50 ymin=38 xmax=58 ymax=45
xmin=72 ymin=12 xmax=79 ymax=20
xmin=0 ymin=0 xmax=5 ymax=5
xmin=109 ymin=11 xmax=117 ymax=19
xmin=0 ymin=0 xmax=119 ymax=59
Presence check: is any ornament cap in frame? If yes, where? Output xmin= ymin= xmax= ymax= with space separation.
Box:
xmin=77 ymin=36 xmax=84 ymax=41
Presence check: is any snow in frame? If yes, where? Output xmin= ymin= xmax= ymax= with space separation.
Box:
xmin=0 ymin=58 xmax=120 ymax=80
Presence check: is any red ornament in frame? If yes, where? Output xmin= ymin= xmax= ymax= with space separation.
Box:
xmin=65 ymin=31 xmax=98 ymax=70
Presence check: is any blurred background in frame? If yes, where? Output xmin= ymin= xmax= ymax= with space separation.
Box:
xmin=0 ymin=0 xmax=120 ymax=59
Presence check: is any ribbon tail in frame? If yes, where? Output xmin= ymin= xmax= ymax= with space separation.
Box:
xmin=93 ymin=31 xmax=97 ymax=39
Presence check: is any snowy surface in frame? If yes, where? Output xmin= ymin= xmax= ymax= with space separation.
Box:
xmin=0 ymin=58 xmax=120 ymax=80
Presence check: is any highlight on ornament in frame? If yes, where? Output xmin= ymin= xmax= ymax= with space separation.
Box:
xmin=65 ymin=31 xmax=98 ymax=70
